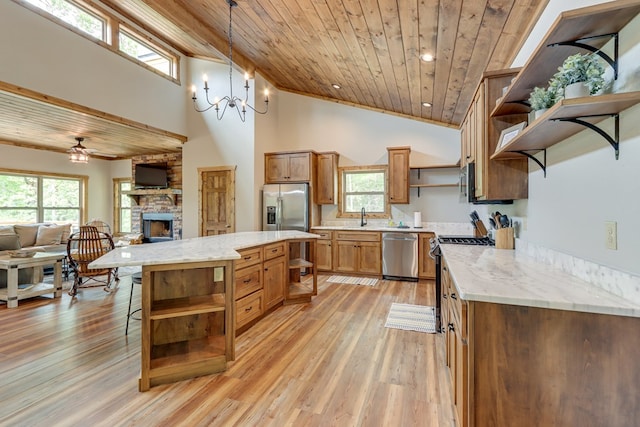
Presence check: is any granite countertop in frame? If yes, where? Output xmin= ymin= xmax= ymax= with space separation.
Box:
xmin=90 ymin=230 xmax=318 ymax=269
xmin=441 ymin=244 xmax=640 ymax=318
xmin=312 ymin=222 xmax=474 ymax=235
xmin=312 ymin=225 xmax=429 ymax=232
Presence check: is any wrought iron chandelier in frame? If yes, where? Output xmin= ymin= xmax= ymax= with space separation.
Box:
xmin=191 ymin=0 xmax=269 ymax=122
xmin=69 ymin=137 xmax=89 ymax=163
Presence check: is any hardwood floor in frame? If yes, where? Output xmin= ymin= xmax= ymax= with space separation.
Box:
xmin=0 ymin=274 xmax=455 ymax=426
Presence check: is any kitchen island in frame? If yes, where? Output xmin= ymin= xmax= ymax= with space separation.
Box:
xmin=440 ymin=244 xmax=640 ymax=427
xmin=90 ymin=230 xmax=318 ymax=391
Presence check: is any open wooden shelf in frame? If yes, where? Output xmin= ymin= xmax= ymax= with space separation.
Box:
xmin=492 ymin=1 xmax=640 ymax=117
xmin=410 ymin=183 xmax=458 ymax=188
xmin=289 ymin=258 xmax=313 ymax=269
xmin=491 ymin=92 xmax=640 ymax=159
xmin=149 ymin=335 xmax=227 ymax=371
xmin=409 ymin=163 xmax=459 ymax=170
xmin=150 ymin=294 xmax=226 ymax=320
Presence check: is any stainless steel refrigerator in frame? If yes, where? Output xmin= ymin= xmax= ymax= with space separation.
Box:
xmin=262 ymin=183 xmax=309 ymax=231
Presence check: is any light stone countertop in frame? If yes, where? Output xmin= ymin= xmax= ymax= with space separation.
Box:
xmin=89 ymin=230 xmax=318 ymax=269
xmin=312 ymin=222 xmax=473 ymax=235
xmin=441 ymin=244 xmax=640 ymax=318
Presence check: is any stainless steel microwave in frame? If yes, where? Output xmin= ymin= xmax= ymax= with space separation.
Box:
xmin=459 ymin=162 xmax=475 ymax=203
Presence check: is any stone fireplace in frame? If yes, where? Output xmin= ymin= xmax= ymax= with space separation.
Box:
xmin=142 ymin=213 xmax=174 ymax=243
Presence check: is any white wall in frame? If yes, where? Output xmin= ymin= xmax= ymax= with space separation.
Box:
xmin=0 ymin=1 xmax=187 ymax=135
xmin=500 ymin=1 xmax=640 ymax=275
xmin=274 ymin=92 xmax=467 ymax=223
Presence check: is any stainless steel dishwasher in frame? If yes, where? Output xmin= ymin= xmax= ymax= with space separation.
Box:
xmin=382 ymin=232 xmax=418 ymax=281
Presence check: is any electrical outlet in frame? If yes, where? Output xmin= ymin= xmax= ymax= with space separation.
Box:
xmin=605 ymin=221 xmax=617 ymax=250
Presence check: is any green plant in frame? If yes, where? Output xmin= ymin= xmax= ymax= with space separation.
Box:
xmin=553 ymin=53 xmax=605 ymax=95
xmin=528 ymin=85 xmax=560 ymax=110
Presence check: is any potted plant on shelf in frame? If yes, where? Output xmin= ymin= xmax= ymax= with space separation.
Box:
xmin=528 ymin=84 xmax=561 ymax=120
xmin=553 ymin=52 xmax=605 ymax=98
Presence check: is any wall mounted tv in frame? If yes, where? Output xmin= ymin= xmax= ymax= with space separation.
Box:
xmin=134 ymin=163 xmax=169 ymax=189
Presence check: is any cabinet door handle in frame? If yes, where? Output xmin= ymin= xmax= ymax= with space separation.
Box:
xmin=243 ymin=278 xmax=251 ymax=284
xmin=451 ymin=293 xmax=457 ymax=300
xmin=264 ymin=268 xmax=269 ymax=271
xmin=244 ymin=256 xmax=252 ymax=260
xmin=245 ymin=306 xmax=252 ymax=312
xmin=271 ymin=249 xmax=278 ymax=253
xmin=448 ymin=323 xmax=455 ymax=332
xmin=443 ymin=294 xmax=448 ymax=299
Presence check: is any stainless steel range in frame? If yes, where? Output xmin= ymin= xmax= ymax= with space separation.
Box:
xmin=429 ymin=235 xmax=494 ymax=332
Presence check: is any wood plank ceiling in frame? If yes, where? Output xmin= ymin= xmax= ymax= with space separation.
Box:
xmin=1 ymin=0 xmax=549 ymax=159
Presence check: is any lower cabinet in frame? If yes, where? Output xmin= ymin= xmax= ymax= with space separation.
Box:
xmin=263 ymin=249 xmax=285 ymax=310
xmin=333 ymin=231 xmax=381 ymax=275
xmin=236 ymin=290 xmax=264 ymax=329
xmin=418 ymin=232 xmax=436 ymax=279
xmin=310 ymin=229 xmax=332 ymax=271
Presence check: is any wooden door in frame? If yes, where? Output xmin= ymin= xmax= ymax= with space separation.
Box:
xmin=418 ymin=233 xmax=436 ymax=279
xmin=316 ymin=239 xmax=332 ymax=271
xmin=473 ymin=84 xmax=485 ymax=199
xmin=387 ymin=147 xmax=410 ymax=204
xmin=357 ymin=241 xmax=381 ymax=274
xmin=199 ymin=167 xmax=235 ymax=236
xmin=287 ymin=152 xmax=311 ymax=181
xmin=263 ymin=255 xmax=285 ymax=309
xmin=265 ymin=153 xmax=288 ymax=183
xmin=333 ymin=240 xmax=358 ymax=273
xmin=315 ymin=152 xmax=338 ymax=204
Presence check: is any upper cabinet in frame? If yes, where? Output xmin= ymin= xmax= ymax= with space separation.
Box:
xmin=461 ymin=70 xmax=528 ymax=203
xmin=265 ymin=151 xmax=315 ymax=183
xmin=490 ymin=1 xmax=640 ymax=173
xmin=315 ymin=152 xmax=339 ymax=204
xmin=387 ymin=146 xmax=410 ymax=204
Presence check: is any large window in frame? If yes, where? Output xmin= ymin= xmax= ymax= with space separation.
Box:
xmin=338 ymin=166 xmax=389 ymax=218
xmin=0 ymin=171 xmax=86 ymax=227
xmin=18 ymin=0 xmax=180 ymax=81
xmin=113 ymin=178 xmax=131 ymax=235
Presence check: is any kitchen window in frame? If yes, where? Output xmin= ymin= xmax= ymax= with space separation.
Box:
xmin=0 ymin=171 xmax=87 ymax=227
xmin=113 ymin=178 xmax=131 ymax=235
xmin=338 ymin=166 xmax=389 ymax=218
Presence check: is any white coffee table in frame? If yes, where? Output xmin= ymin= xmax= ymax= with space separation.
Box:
xmin=0 ymin=252 xmax=64 ymax=308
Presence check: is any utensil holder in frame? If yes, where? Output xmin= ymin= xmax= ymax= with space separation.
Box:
xmin=495 ymin=227 xmax=514 ymax=249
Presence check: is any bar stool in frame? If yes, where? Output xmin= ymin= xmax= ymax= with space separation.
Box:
xmin=126 ymin=271 xmax=142 ymax=335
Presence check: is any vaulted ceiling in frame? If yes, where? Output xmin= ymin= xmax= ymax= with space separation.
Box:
xmin=1 ymin=0 xmax=549 ymax=159
xmin=103 ymin=0 xmax=549 ymax=127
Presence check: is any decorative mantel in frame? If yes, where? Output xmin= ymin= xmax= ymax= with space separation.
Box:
xmin=124 ymin=188 xmax=182 ymax=206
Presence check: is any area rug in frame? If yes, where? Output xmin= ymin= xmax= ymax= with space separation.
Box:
xmin=384 ymin=303 xmax=436 ymax=333
xmin=327 ymin=275 xmax=378 ymax=286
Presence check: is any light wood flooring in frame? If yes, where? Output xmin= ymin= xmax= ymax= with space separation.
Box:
xmin=0 ymin=274 xmax=455 ymax=426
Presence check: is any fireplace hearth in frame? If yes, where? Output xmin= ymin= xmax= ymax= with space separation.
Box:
xmin=142 ymin=213 xmax=174 ymax=243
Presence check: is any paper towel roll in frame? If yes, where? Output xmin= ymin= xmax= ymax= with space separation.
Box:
xmin=413 ymin=212 xmax=422 ymax=228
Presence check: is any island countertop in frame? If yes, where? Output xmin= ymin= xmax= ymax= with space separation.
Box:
xmin=90 ymin=230 xmax=318 ymax=269
xmin=441 ymin=244 xmax=640 ymax=318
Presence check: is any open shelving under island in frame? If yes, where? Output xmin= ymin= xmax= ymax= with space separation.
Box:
xmin=90 ymin=230 xmax=318 ymax=391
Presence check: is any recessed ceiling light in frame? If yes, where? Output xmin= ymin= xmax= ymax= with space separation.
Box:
xmin=332 ymin=83 xmax=341 ymax=89
xmin=422 ymin=102 xmax=432 ymax=107
xmin=420 ymin=53 xmax=435 ymax=62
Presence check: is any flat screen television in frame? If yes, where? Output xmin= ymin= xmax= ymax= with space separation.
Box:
xmin=134 ymin=163 xmax=169 ymax=189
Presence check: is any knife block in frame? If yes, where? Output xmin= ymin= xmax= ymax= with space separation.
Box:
xmin=495 ymin=227 xmax=514 ymax=249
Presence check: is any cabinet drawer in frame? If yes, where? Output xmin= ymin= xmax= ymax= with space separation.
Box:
xmin=335 ymin=231 xmax=380 ymax=242
xmin=235 ymin=263 xmax=262 ymax=300
xmin=310 ymin=229 xmax=332 ymax=240
xmin=264 ymin=242 xmax=285 ymax=260
xmin=236 ymin=290 xmax=264 ymax=328
xmin=235 ymin=247 xmax=262 ymax=270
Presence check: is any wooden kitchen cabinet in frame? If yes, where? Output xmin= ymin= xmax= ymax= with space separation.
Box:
xmin=418 ymin=232 xmax=436 ymax=279
xmin=333 ymin=231 xmax=381 ymax=275
xmin=139 ymin=260 xmax=234 ymax=391
xmin=265 ymin=151 xmax=313 ymax=183
xmin=315 ymin=152 xmax=338 ymax=204
xmin=263 ymin=242 xmax=285 ymax=310
xmin=235 ymin=248 xmax=264 ymax=332
xmin=461 ymin=70 xmax=528 ymax=202
xmin=387 ymin=146 xmax=410 ymax=204
xmin=310 ymin=229 xmax=333 ymax=271
xmin=285 ymin=238 xmax=317 ymax=304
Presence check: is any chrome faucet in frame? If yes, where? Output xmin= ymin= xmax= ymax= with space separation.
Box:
xmin=360 ymin=207 xmax=367 ymax=227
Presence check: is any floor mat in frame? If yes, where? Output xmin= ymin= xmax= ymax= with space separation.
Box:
xmin=327 ymin=275 xmax=378 ymax=286
xmin=384 ymin=303 xmax=436 ymax=333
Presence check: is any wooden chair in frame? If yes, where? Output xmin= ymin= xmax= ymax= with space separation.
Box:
xmin=66 ymin=226 xmax=119 ymax=296
xmin=85 ymin=219 xmax=112 ymax=236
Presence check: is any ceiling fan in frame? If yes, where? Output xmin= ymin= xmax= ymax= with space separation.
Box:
xmin=68 ymin=137 xmax=116 ymax=163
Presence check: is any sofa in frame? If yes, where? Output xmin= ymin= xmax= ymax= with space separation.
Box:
xmin=0 ymin=223 xmax=72 ymax=287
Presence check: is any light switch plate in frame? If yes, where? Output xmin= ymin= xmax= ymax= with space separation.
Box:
xmin=605 ymin=221 xmax=617 ymax=250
